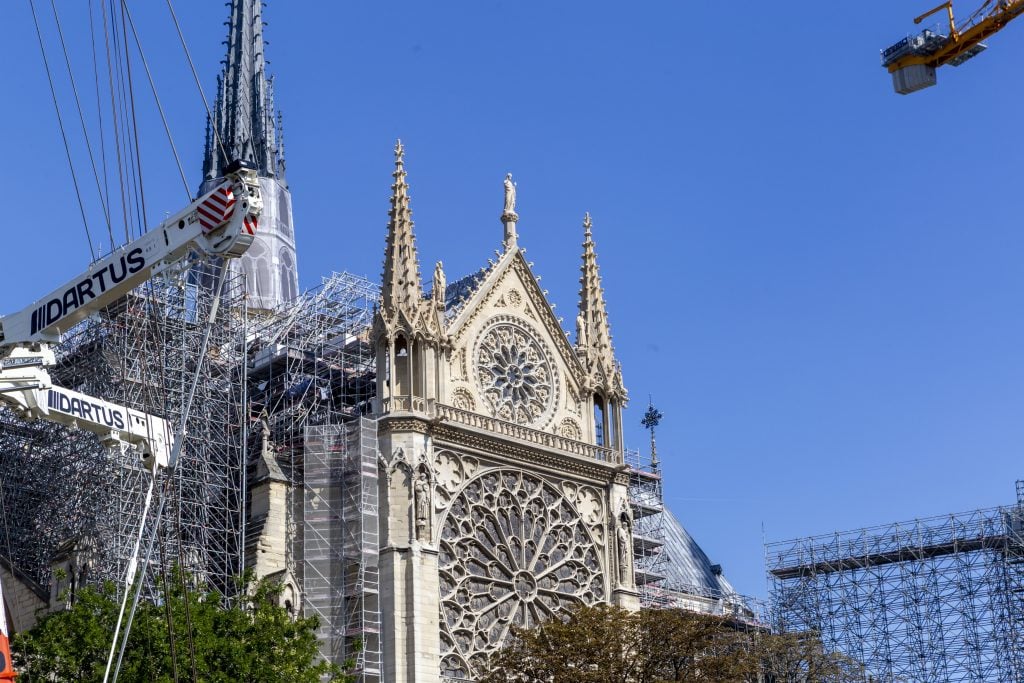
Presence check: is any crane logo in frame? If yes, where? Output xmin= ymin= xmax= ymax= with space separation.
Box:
xmin=29 ymin=248 xmax=146 ymax=336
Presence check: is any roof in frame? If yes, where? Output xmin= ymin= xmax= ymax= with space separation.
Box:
xmin=660 ymin=506 xmax=737 ymax=598
xmin=423 ymin=269 xmax=489 ymax=322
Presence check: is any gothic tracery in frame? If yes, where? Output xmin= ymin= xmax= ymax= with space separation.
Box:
xmin=474 ymin=320 xmax=557 ymax=428
xmin=438 ymin=469 xmax=605 ymax=678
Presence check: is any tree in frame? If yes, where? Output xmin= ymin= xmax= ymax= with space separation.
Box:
xmin=12 ymin=571 xmax=355 ymax=683
xmin=479 ymin=604 xmax=863 ymax=683
xmin=759 ymin=631 xmax=865 ymax=683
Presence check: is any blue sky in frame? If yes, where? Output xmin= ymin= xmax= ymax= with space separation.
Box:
xmin=2 ymin=1 xmax=1023 ymax=601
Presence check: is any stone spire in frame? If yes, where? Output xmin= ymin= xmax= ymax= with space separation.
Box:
xmin=198 ymin=0 xmax=298 ymax=313
xmin=577 ymin=213 xmax=623 ymax=395
xmin=380 ymin=141 xmax=425 ymax=324
xmin=202 ymin=0 xmax=285 ymax=182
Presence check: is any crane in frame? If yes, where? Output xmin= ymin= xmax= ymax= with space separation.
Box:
xmin=0 ymin=159 xmax=261 ymax=679
xmin=0 ymin=160 xmax=261 ymax=472
xmin=881 ymin=0 xmax=1024 ymax=93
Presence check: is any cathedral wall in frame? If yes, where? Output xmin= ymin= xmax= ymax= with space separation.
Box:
xmin=429 ymin=440 xmax=625 ymax=678
xmin=0 ymin=563 xmax=46 ymax=635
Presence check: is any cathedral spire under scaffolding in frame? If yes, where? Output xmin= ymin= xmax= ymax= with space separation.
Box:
xmin=203 ymin=0 xmax=284 ymax=181
xmin=199 ymin=0 xmax=298 ymax=312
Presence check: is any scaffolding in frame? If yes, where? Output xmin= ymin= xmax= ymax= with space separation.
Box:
xmin=767 ymin=483 xmax=1024 ymax=683
xmin=244 ymin=272 xmax=377 ymax=586
xmin=243 ymin=271 xmax=380 ymax=676
xmin=0 ymin=261 xmax=248 ymax=596
xmin=304 ymin=420 xmax=381 ymax=682
xmin=626 ymin=447 xmax=669 ymax=603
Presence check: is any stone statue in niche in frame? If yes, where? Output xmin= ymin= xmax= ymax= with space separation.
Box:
xmin=576 ymin=313 xmax=587 ymax=347
xmin=617 ymin=511 xmax=633 ymax=585
xmin=414 ymin=470 xmax=432 ymax=541
xmin=259 ymin=410 xmax=273 ymax=458
xmin=433 ymin=261 xmax=446 ymax=308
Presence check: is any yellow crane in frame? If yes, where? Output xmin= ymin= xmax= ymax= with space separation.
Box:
xmin=882 ymin=1 xmax=1024 ymax=93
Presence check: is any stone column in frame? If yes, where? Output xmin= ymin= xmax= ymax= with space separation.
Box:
xmin=379 ymin=427 xmax=441 ymax=683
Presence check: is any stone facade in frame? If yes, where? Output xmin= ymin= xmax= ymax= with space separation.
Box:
xmin=372 ymin=143 xmax=635 ymax=682
xmin=0 ymin=561 xmax=46 ymax=635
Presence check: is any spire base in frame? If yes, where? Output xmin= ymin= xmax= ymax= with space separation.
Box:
xmin=502 ymin=212 xmax=519 ymax=251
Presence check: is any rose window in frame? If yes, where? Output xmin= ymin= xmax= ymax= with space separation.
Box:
xmin=438 ymin=470 xmax=605 ymax=678
xmin=475 ymin=321 xmax=556 ymax=427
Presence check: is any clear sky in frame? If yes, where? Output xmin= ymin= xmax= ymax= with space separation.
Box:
xmin=2 ymin=1 xmax=1023 ymax=602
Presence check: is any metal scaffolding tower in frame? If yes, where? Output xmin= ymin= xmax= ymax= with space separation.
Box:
xmin=0 ymin=262 xmax=248 ymax=596
xmin=767 ymin=483 xmax=1024 ymax=683
xmin=244 ymin=271 xmax=380 ymax=677
xmin=626 ymin=447 xmax=669 ymax=603
xmin=304 ymin=420 xmax=381 ymax=682
xmin=245 ymin=271 xmax=378 ymax=584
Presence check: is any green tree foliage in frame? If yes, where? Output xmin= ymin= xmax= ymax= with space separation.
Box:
xmin=479 ymin=604 xmax=864 ymax=683
xmin=12 ymin=571 xmax=354 ymax=683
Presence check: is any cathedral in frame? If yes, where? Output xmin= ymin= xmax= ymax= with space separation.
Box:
xmin=0 ymin=2 xmax=749 ymax=682
xmin=370 ymin=142 xmax=635 ymax=680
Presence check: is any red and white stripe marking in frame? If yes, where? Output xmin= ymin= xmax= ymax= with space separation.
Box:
xmin=243 ymin=215 xmax=258 ymax=235
xmin=197 ymin=185 xmax=236 ymax=233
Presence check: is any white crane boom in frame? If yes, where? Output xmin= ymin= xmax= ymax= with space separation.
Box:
xmin=0 ymin=162 xmax=262 ymax=347
xmin=0 ymin=161 xmax=263 ymax=471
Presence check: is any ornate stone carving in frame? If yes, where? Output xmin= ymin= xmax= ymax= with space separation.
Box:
xmin=433 ymin=261 xmax=446 ymax=310
xmin=474 ymin=318 xmax=558 ymax=428
xmin=503 ymin=173 xmax=517 ymax=216
xmin=451 ymin=387 xmax=476 ymax=412
xmin=438 ymin=469 xmax=605 ymax=678
xmin=559 ymin=417 xmax=582 ymax=441
xmin=568 ymin=386 xmax=582 ymax=417
xmin=414 ymin=468 xmax=432 ymax=542
xmin=506 ymin=289 xmax=522 ymax=307
xmin=452 ymin=348 xmax=467 ymax=381
xmin=616 ymin=509 xmax=633 ymax=586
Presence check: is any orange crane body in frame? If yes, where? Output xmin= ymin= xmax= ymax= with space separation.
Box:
xmin=882 ymin=0 xmax=1024 ymax=93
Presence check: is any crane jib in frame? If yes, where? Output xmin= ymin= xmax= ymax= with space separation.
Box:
xmin=29 ymin=247 xmax=146 ymax=336
xmin=47 ymin=388 xmax=130 ymax=431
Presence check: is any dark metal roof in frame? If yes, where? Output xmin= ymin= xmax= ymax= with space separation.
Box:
xmin=660 ymin=506 xmax=737 ymax=597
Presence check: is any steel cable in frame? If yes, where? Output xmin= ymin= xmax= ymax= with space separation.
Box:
xmin=27 ymin=0 xmax=97 ymax=260
xmin=120 ymin=0 xmax=192 ymax=204
xmin=49 ymin=0 xmax=115 ymax=253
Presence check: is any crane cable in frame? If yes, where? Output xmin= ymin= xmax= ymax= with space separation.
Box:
xmin=119 ymin=0 xmax=192 ymax=204
xmin=98 ymin=0 xmax=133 ymax=245
xmin=117 ymin=0 xmax=149 ymax=239
xmin=49 ymin=0 xmax=116 ymax=254
xmin=87 ymin=0 xmax=113 ymax=248
xmin=27 ymin=0 xmax=97 ymax=261
xmin=165 ymin=0 xmax=230 ymax=166
xmin=89 ymin=3 xmax=187 ymax=677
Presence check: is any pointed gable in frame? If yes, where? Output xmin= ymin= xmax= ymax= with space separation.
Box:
xmin=442 ymin=246 xmax=590 ymax=438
